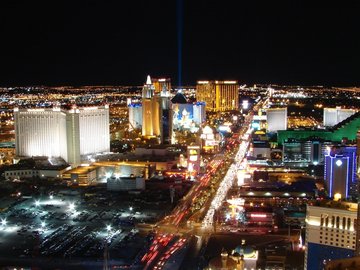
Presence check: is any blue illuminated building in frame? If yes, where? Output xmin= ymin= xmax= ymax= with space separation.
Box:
xmin=324 ymin=146 xmax=357 ymax=199
xmin=171 ymin=92 xmax=206 ymax=130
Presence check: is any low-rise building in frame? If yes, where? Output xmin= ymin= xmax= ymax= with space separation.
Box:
xmin=107 ymin=176 xmax=145 ymax=191
xmin=62 ymin=165 xmax=97 ymax=186
xmin=3 ymin=157 xmax=70 ymax=180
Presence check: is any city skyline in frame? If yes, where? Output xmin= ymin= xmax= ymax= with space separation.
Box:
xmin=0 ymin=1 xmax=359 ymax=87
xmin=1 ymin=1 xmax=360 ymax=269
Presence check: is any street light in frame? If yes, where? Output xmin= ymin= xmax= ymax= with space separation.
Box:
xmin=106 ymin=225 xmax=112 ymax=232
xmin=35 ymin=200 xmax=40 ymax=207
xmin=129 ymin=207 xmax=133 ymax=211
xmin=41 ymin=221 xmax=46 ymax=228
xmin=69 ymin=202 xmax=75 ymax=212
xmin=1 ymin=218 xmax=7 ymax=226
xmin=49 ymin=195 xmax=54 ymax=200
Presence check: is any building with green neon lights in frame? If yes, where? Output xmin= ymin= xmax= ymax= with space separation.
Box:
xmin=278 ymin=112 xmax=360 ymax=145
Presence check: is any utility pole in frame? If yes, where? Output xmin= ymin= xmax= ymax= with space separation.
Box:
xmin=103 ymin=240 xmax=109 ymax=270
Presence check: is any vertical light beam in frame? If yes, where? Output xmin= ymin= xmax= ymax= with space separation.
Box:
xmin=176 ymin=0 xmax=183 ymax=87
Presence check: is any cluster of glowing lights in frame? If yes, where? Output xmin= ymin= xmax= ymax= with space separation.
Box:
xmin=250 ymin=214 xmax=267 ymax=218
xmin=203 ymin=126 xmax=252 ymax=227
xmin=141 ymin=233 xmax=175 ymax=268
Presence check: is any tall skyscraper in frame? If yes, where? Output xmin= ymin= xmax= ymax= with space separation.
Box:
xmin=305 ymin=204 xmax=357 ymax=270
xmin=141 ymin=75 xmax=173 ymax=144
xmin=323 ymin=107 xmax=356 ymax=127
xmin=324 ymin=146 xmax=357 ymax=199
xmin=160 ymin=84 xmax=172 ymax=144
xmin=196 ymin=80 xmax=239 ymax=112
xmin=14 ymin=106 xmax=110 ymax=165
xmin=14 ymin=107 xmax=68 ymax=159
xmin=152 ymin=78 xmax=171 ymax=94
xmin=142 ymin=76 xmax=160 ymax=138
xmin=68 ymin=106 xmax=110 ymax=164
xmin=266 ymin=108 xmax=287 ymax=132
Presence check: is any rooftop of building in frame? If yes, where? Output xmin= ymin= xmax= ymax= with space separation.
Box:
xmin=7 ymin=157 xmax=69 ymax=171
xmin=309 ymin=200 xmax=358 ymax=212
xmin=171 ymin=92 xmax=187 ymax=104
xmin=92 ymin=149 xmax=182 ymax=162
xmin=278 ymin=111 xmax=360 ymax=144
xmin=14 ymin=104 xmax=109 ymax=112
xmin=64 ymin=165 xmax=97 ymax=175
xmin=252 ymin=140 xmax=270 ymax=148
xmin=197 ymin=80 xmax=238 ymax=84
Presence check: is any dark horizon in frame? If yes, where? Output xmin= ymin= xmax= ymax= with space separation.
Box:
xmin=0 ymin=0 xmax=359 ymax=87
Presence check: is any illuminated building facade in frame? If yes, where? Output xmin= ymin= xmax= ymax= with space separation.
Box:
xmin=196 ymin=80 xmax=239 ymax=112
xmin=187 ymin=145 xmax=201 ymax=175
xmin=128 ymin=103 xmax=142 ymax=131
xmin=324 ymin=146 xmax=357 ymax=199
xmin=172 ymin=102 xmax=206 ymax=130
xmin=141 ymin=76 xmax=161 ymax=138
xmin=266 ymin=108 xmax=287 ymax=132
xmin=200 ymin=126 xmax=220 ymax=153
xmin=77 ymin=106 xmax=110 ymax=156
xmin=142 ymin=98 xmax=161 ymax=137
xmin=14 ymin=108 xmax=68 ymax=159
xmin=170 ymin=92 xmax=206 ymax=144
xmin=193 ymin=102 xmax=206 ymax=124
xmin=324 ymin=107 xmax=356 ymax=127
xmin=141 ymin=75 xmax=172 ymax=143
xmin=305 ymin=204 xmax=357 ymax=270
xmin=15 ymin=106 xmax=110 ymax=165
xmin=245 ymin=208 xmax=274 ymax=232
xmin=278 ymin=112 xmax=360 ymax=144
xmin=62 ymin=165 xmax=97 ymax=185
xmin=152 ymin=77 xmax=171 ymax=94
xmin=283 ymin=138 xmax=333 ymax=166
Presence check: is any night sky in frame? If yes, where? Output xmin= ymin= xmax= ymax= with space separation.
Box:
xmin=0 ymin=0 xmax=359 ymax=86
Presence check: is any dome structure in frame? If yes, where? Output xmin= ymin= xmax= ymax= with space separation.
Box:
xmin=233 ymin=245 xmax=257 ymax=259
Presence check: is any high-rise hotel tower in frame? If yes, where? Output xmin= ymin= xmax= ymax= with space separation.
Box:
xmin=142 ymin=75 xmax=162 ymax=139
xmin=196 ymin=80 xmax=239 ymax=112
xmin=14 ymin=107 xmax=68 ymax=160
xmin=14 ymin=106 xmax=110 ymax=165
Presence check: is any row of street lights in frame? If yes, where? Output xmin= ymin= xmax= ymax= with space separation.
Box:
xmin=9 ymin=196 xmax=135 ymax=236
xmin=0 ymin=217 xmax=46 ymax=231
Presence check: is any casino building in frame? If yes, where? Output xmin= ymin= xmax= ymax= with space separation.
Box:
xmin=14 ymin=106 xmax=110 ymax=165
xmin=196 ymin=80 xmax=239 ymax=112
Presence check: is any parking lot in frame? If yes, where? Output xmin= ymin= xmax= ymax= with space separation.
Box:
xmin=0 ymin=186 xmax=175 ymax=269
